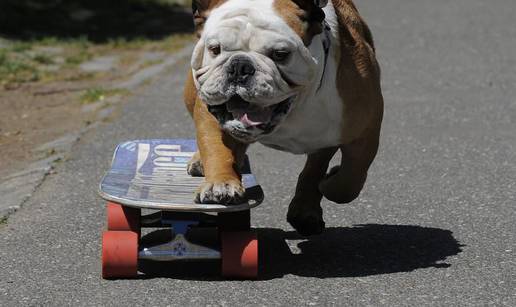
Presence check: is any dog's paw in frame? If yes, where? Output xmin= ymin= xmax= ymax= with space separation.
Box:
xmin=287 ymin=198 xmax=325 ymax=236
xmin=195 ymin=178 xmax=245 ymax=205
xmin=187 ymin=153 xmax=204 ymax=177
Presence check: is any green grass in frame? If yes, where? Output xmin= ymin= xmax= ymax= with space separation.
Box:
xmin=80 ymin=88 xmax=129 ymax=104
xmin=0 ymin=32 xmax=193 ymax=88
xmin=0 ymin=216 xmax=7 ymax=226
xmin=65 ymin=50 xmax=92 ymax=65
xmin=0 ymin=37 xmax=91 ymax=86
xmin=65 ymin=72 xmax=96 ymax=82
xmin=33 ymin=54 xmax=54 ymax=65
xmin=107 ymin=37 xmax=147 ymax=49
xmin=0 ymin=53 xmax=40 ymax=85
xmin=105 ymin=33 xmax=193 ymax=51
xmin=0 ymin=50 xmax=6 ymax=65
xmin=80 ymin=88 xmax=107 ymax=104
xmin=10 ymin=41 xmax=33 ymax=53
xmin=0 ymin=40 xmax=47 ymax=85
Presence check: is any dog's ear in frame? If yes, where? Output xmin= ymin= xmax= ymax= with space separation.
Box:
xmin=192 ymin=0 xmax=215 ymax=37
xmin=293 ymin=0 xmax=327 ymax=45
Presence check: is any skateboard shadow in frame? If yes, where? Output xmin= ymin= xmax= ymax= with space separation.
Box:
xmin=137 ymin=224 xmax=463 ymax=280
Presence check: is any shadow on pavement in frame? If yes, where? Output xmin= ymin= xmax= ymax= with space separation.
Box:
xmin=137 ymin=224 xmax=463 ymax=280
xmin=0 ymin=0 xmax=193 ymax=42
xmin=260 ymin=224 xmax=463 ymax=279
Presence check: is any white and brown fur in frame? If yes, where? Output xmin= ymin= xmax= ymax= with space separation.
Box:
xmin=184 ymin=0 xmax=383 ymax=235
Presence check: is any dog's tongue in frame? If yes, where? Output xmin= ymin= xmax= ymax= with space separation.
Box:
xmin=233 ymin=108 xmax=273 ymax=128
xmin=239 ymin=113 xmax=262 ymax=127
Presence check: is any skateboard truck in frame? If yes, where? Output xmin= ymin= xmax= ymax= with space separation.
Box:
xmin=99 ymin=139 xmax=264 ymax=279
xmin=139 ymin=218 xmax=221 ymax=261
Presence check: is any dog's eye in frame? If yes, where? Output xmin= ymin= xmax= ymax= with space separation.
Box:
xmin=271 ymin=50 xmax=291 ymax=62
xmin=208 ymin=45 xmax=221 ymax=56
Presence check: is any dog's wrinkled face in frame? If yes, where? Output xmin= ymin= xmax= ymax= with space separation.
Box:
xmin=191 ymin=0 xmax=325 ymax=142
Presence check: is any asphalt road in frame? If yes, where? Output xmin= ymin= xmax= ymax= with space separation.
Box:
xmin=1 ymin=0 xmax=515 ymax=305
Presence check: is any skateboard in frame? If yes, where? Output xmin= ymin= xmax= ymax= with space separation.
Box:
xmin=98 ymin=139 xmax=264 ymax=279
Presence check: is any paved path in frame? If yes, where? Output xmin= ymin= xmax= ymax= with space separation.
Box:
xmin=1 ymin=0 xmax=515 ymax=305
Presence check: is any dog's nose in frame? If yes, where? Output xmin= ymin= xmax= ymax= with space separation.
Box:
xmin=227 ymin=57 xmax=256 ymax=85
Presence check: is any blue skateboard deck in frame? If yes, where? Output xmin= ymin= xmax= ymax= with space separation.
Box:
xmin=98 ymin=139 xmax=264 ymax=212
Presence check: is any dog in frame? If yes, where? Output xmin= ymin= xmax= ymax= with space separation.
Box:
xmin=183 ymin=0 xmax=383 ymax=236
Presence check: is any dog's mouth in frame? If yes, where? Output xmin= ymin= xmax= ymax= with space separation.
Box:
xmin=207 ymin=95 xmax=293 ymax=137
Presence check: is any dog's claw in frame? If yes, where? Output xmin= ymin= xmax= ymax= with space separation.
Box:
xmin=195 ymin=179 xmax=245 ymax=205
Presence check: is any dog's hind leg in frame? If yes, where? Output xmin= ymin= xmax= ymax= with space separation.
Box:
xmin=287 ymin=147 xmax=338 ymax=236
xmin=319 ymin=123 xmax=381 ymax=204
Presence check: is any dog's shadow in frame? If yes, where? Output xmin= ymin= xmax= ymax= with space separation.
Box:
xmin=138 ymin=224 xmax=463 ymax=280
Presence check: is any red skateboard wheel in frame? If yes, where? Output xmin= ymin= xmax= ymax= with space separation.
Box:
xmin=106 ymin=202 xmax=140 ymax=232
xmin=102 ymin=231 xmax=138 ymax=279
xmin=221 ymin=231 xmax=258 ymax=279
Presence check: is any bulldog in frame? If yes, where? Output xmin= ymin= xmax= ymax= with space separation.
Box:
xmin=183 ymin=0 xmax=383 ymax=235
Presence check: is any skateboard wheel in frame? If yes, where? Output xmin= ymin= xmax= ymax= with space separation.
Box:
xmin=221 ymin=231 xmax=258 ymax=279
xmin=106 ymin=202 xmax=140 ymax=231
xmin=102 ymin=231 xmax=138 ymax=279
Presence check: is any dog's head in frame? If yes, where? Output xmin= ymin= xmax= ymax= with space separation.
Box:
xmin=190 ymin=0 xmax=327 ymax=143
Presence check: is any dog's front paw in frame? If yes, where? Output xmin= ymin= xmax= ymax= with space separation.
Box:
xmin=195 ymin=178 xmax=245 ymax=205
xmin=287 ymin=198 xmax=325 ymax=236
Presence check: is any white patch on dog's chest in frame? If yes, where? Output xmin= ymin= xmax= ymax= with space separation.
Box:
xmin=259 ymin=89 xmax=344 ymax=154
